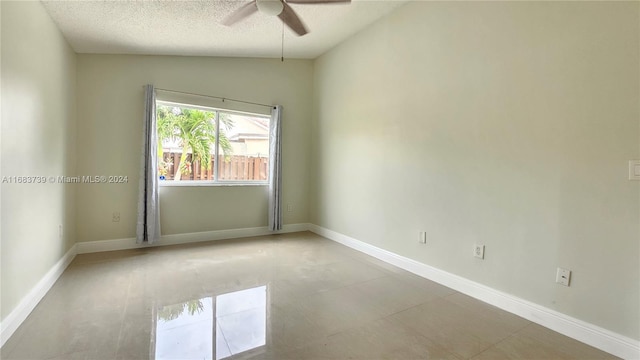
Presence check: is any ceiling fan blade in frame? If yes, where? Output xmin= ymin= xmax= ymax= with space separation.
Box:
xmin=222 ymin=1 xmax=259 ymax=26
xmin=278 ymin=2 xmax=308 ymax=36
xmin=285 ymin=0 xmax=350 ymax=3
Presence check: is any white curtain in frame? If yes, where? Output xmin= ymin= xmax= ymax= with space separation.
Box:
xmin=136 ymin=84 xmax=161 ymax=244
xmin=268 ymin=105 xmax=283 ymax=231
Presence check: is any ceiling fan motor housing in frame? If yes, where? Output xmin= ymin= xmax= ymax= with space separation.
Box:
xmin=256 ymin=0 xmax=284 ymax=16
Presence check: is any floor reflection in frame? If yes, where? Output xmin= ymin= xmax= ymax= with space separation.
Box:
xmin=154 ymin=285 xmax=267 ymax=360
xmin=155 ymin=297 xmax=214 ymax=359
xmin=216 ymin=286 xmax=267 ymax=358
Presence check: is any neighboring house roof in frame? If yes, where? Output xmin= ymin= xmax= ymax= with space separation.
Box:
xmin=225 ymin=115 xmax=269 ymax=142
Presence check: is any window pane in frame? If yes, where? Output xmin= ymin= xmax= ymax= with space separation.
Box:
xmin=157 ymin=103 xmax=218 ymax=182
xmin=218 ymin=112 xmax=270 ymax=182
xmin=156 ymin=101 xmax=269 ymax=184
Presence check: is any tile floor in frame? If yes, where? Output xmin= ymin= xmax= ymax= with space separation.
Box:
xmin=1 ymin=232 xmax=616 ymax=359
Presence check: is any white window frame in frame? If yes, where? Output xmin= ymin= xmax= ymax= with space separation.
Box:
xmin=156 ymin=100 xmax=271 ymax=187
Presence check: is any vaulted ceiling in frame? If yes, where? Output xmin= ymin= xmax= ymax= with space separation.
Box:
xmin=41 ymin=0 xmax=407 ymax=59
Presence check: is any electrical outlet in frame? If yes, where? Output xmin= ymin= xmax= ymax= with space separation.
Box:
xmin=112 ymin=212 xmax=120 ymax=222
xmin=287 ymin=204 xmax=293 ymax=212
xmin=474 ymin=244 xmax=485 ymax=259
xmin=58 ymin=224 xmax=63 ymax=240
xmin=419 ymin=232 xmax=427 ymax=244
xmin=629 ymin=160 xmax=640 ymax=180
xmin=556 ymin=268 xmax=571 ymax=286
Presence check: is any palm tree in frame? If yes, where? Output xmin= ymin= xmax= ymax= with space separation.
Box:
xmin=157 ymin=105 xmax=233 ymax=180
xmin=157 ymin=299 xmax=206 ymax=322
xmin=156 ymin=105 xmax=177 ymax=177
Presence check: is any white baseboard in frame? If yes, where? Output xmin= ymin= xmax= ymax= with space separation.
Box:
xmin=308 ymin=224 xmax=640 ymax=360
xmin=0 ymin=223 xmax=308 ymax=349
xmin=4 ymin=223 xmax=637 ymax=359
xmin=76 ymin=223 xmax=309 ymax=254
xmin=0 ymin=244 xmax=77 ymax=348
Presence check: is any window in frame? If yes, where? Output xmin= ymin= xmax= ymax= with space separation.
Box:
xmin=156 ymin=101 xmax=270 ymax=185
xmin=154 ymin=285 xmax=267 ymax=360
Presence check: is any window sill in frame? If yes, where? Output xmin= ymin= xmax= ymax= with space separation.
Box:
xmin=159 ymin=181 xmax=268 ymax=187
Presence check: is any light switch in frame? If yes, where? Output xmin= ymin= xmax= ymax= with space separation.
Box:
xmin=630 ymin=160 xmax=640 ymax=180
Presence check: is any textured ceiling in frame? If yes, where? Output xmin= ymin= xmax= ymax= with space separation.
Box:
xmin=41 ymin=0 xmax=407 ymax=59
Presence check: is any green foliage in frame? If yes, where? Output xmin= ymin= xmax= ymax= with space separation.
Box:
xmin=157 ymin=299 xmax=205 ymax=322
xmin=218 ymin=112 xmax=234 ymax=158
xmin=156 ymin=105 xmax=234 ymax=180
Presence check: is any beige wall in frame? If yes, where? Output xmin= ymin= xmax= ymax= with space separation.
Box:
xmin=311 ymin=1 xmax=640 ymax=340
xmin=1 ymin=1 xmax=77 ymax=320
xmin=2 ymin=0 xmax=638 ymax=346
xmin=76 ymin=55 xmax=312 ymax=240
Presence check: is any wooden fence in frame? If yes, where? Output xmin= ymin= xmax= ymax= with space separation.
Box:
xmin=161 ymin=152 xmax=268 ymax=181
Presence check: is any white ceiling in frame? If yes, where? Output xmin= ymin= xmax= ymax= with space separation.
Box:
xmin=41 ymin=0 xmax=407 ymax=59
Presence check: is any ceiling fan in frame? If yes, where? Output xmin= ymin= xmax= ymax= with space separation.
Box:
xmin=222 ymin=0 xmax=351 ymax=36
